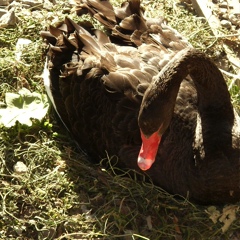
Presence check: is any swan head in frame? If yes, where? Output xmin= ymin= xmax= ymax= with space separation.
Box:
xmin=137 ymin=99 xmax=175 ymax=171
xmin=137 ymin=73 xmax=178 ymax=171
xmin=137 ymin=95 xmax=172 ymax=171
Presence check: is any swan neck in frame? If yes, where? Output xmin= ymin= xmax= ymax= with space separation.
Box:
xmin=168 ymin=48 xmax=231 ymax=108
xmin=139 ymin=48 xmax=234 ymax=137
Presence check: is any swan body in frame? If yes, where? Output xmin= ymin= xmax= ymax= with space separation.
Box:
xmin=42 ymin=0 xmax=240 ymax=204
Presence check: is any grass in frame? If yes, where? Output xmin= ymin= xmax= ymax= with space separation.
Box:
xmin=0 ymin=0 xmax=240 ymax=239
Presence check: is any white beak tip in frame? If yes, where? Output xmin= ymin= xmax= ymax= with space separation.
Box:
xmin=137 ymin=157 xmax=154 ymax=171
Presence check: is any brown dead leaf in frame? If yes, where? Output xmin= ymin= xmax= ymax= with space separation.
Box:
xmin=206 ymin=205 xmax=239 ymax=233
xmin=205 ymin=206 xmax=221 ymax=224
xmin=173 ymin=214 xmax=182 ymax=235
xmin=146 ymin=215 xmax=153 ymax=230
xmin=219 ymin=205 xmax=239 ymax=233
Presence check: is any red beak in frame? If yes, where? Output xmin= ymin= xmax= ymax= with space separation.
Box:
xmin=138 ymin=130 xmax=161 ymax=171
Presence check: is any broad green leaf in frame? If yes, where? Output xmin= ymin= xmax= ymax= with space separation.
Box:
xmin=0 ymin=88 xmax=49 ymax=127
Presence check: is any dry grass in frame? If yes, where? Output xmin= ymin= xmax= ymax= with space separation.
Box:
xmin=0 ymin=0 xmax=240 ymax=239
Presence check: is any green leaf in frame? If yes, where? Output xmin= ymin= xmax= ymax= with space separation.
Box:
xmin=0 ymin=88 xmax=49 ymax=127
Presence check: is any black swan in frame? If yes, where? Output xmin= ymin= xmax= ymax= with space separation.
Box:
xmin=41 ymin=0 xmax=240 ymax=204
